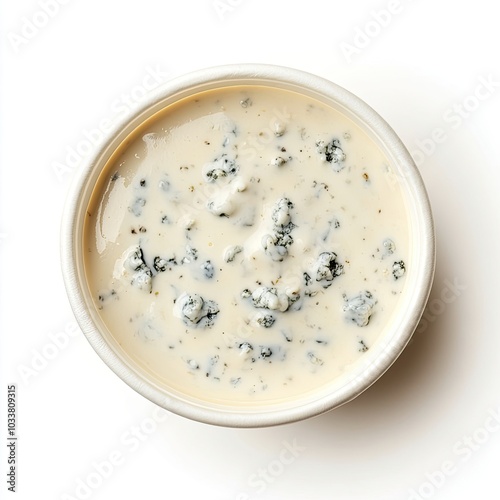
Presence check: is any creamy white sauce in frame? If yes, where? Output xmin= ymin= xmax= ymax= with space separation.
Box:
xmin=84 ymin=85 xmax=409 ymax=404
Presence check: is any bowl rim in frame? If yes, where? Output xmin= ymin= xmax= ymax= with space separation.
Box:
xmin=61 ymin=63 xmax=435 ymax=428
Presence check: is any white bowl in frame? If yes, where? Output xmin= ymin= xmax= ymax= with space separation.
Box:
xmin=61 ymin=64 xmax=435 ymax=427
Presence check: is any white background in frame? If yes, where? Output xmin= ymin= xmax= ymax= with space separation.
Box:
xmin=1 ymin=1 xmax=499 ymax=499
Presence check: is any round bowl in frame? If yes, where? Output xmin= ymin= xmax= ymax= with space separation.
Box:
xmin=61 ymin=64 xmax=435 ymax=427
